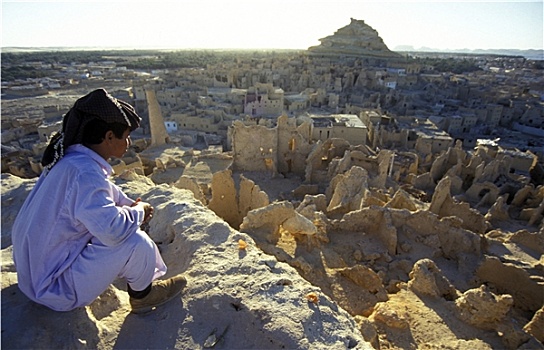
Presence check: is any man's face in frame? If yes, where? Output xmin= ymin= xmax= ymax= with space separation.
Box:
xmin=110 ymin=129 xmax=131 ymax=159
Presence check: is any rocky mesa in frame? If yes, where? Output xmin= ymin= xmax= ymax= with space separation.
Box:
xmin=308 ymin=18 xmax=402 ymax=60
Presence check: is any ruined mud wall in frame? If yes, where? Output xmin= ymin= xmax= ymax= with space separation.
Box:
xmin=276 ymin=115 xmax=314 ymax=176
xmin=230 ymin=120 xmax=543 ymax=349
xmin=230 ymin=116 xmax=314 ymax=177
xmin=230 ymin=120 xmax=278 ymax=173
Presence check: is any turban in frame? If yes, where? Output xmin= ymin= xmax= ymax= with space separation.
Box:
xmin=41 ymin=88 xmax=141 ymax=170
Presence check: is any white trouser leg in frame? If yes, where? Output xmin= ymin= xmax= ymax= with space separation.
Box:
xmin=71 ymin=230 xmax=167 ymax=307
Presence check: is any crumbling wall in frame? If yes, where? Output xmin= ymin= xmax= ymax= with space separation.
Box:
xmin=305 ymin=138 xmax=351 ymax=183
xmin=230 ymin=115 xmax=314 ymax=176
xmin=231 ymin=121 xmax=278 ymax=173
xmin=408 ymin=259 xmax=459 ymax=299
xmin=276 ymin=115 xmax=314 ymax=176
xmin=174 ymin=175 xmax=207 ymax=204
xmin=326 ymin=166 xmax=369 ymax=216
xmin=525 ymin=306 xmax=544 ymax=343
xmin=335 ymin=206 xmax=398 ymax=256
xmin=208 ymin=169 xmax=240 ymax=228
xmin=430 ymin=176 xmax=488 ymax=234
xmin=240 ymin=200 xmax=316 ymax=245
xmin=370 ymin=150 xmax=393 ymax=189
xmin=429 ymin=142 xmax=467 ymax=184
xmin=207 ymin=170 xmax=270 ymax=230
xmin=385 ymin=188 xmax=423 ymax=211
xmin=238 ymin=175 xmax=270 ymax=222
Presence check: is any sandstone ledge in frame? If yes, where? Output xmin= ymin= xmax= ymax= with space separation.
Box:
xmin=1 ymin=174 xmax=371 ymax=349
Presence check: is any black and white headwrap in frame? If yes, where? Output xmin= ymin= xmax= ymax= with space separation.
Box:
xmin=41 ymin=88 xmax=141 ymax=171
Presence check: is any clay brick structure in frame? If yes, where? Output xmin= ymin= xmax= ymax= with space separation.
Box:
xmin=146 ymin=88 xmax=169 ymax=147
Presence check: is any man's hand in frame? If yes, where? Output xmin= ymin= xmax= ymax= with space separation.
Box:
xmin=132 ymin=198 xmax=154 ymax=224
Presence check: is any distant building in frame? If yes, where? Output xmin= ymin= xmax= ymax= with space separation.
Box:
xmin=284 ymin=94 xmax=311 ymax=112
xmin=310 ymin=114 xmax=367 ymax=146
xmin=485 ymin=103 xmax=503 ymax=127
xmin=417 ymin=134 xmax=453 ymax=155
xmin=165 ymin=121 xmax=178 ymax=133
xmin=243 ymin=83 xmax=284 ymax=117
xmin=499 ymin=148 xmax=537 ymax=175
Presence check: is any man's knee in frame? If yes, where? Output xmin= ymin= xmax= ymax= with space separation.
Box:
xmin=125 ymin=230 xmax=157 ymax=257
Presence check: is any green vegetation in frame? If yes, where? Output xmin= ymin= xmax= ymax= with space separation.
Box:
xmin=1 ymin=49 xmax=302 ymax=81
xmin=1 ymin=65 xmax=51 ymax=81
xmin=417 ymin=57 xmax=482 ymax=74
xmin=2 ymin=50 xmax=108 ymax=65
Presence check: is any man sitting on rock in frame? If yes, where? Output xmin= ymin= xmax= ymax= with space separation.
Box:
xmin=12 ymin=88 xmax=186 ymax=314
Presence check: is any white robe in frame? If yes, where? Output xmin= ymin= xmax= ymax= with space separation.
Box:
xmin=12 ymin=144 xmax=166 ymax=311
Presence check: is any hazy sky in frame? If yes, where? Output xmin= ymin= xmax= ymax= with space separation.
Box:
xmin=2 ymin=0 xmax=543 ymax=51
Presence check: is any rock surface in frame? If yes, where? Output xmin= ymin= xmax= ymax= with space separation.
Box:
xmin=308 ymin=18 xmax=401 ymax=59
xmin=1 ymin=173 xmax=371 ymax=349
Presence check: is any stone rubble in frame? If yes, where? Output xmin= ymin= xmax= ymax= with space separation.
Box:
xmin=2 ymin=119 xmax=543 ymax=348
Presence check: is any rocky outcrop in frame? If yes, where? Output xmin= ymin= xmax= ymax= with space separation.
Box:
xmin=525 ymin=306 xmax=544 ymax=343
xmin=308 ymin=18 xmax=401 ymax=59
xmin=476 ymin=256 xmax=544 ymax=312
xmin=0 ymin=174 xmax=37 ymax=248
xmin=455 ymin=285 xmax=513 ymax=327
xmin=408 ymin=259 xmax=459 ymax=299
xmin=430 ymin=176 xmax=488 ymax=234
xmin=326 ymin=165 xmax=369 ymax=216
xmin=1 ymin=174 xmax=371 ymax=350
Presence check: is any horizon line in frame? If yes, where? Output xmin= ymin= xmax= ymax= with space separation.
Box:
xmin=3 ymin=45 xmax=543 ymax=51
xmin=2 ymin=46 xmax=543 ymax=60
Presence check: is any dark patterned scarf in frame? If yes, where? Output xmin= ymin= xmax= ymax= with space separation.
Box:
xmin=41 ymin=88 xmax=141 ymax=171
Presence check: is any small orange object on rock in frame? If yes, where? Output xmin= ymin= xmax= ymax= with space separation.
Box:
xmin=306 ymin=292 xmax=319 ymax=304
xmin=238 ymin=239 xmax=247 ymax=250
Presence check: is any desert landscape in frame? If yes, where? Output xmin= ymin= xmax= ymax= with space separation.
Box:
xmin=2 ymin=87 xmax=543 ymax=349
xmin=2 ymin=16 xmax=543 ymax=349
